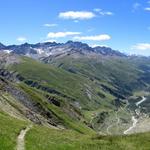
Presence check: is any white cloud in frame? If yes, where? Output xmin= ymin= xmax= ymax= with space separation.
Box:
xmin=90 ymin=44 xmax=108 ymax=48
xmin=132 ymin=43 xmax=150 ymax=50
xmin=43 ymin=23 xmax=58 ymax=27
xmin=74 ymin=20 xmax=79 ymax=23
xmin=74 ymin=34 xmax=111 ymax=41
xmin=44 ymin=39 xmax=57 ymax=43
xmin=99 ymin=11 xmax=114 ymax=16
xmin=47 ymin=32 xmax=81 ymax=38
xmin=93 ymin=8 xmax=102 ymax=12
xmin=59 ymin=11 xmax=95 ymax=20
xmin=17 ymin=37 xmax=27 ymax=42
xmin=132 ymin=2 xmax=141 ymax=12
xmin=94 ymin=8 xmax=114 ymax=16
xmin=144 ymin=7 xmax=150 ymax=11
xmin=131 ymin=43 xmax=150 ymax=56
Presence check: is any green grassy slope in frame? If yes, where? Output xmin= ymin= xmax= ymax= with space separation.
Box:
xmin=56 ymin=57 xmax=138 ymax=81
xmin=7 ymin=55 xmax=150 ymax=134
xmin=18 ymin=83 xmax=94 ymax=134
xmin=1 ymin=110 xmax=150 ymax=150
xmin=10 ymin=56 xmax=116 ymax=110
xmin=39 ymin=55 xmax=150 ymax=133
xmin=26 ymin=124 xmax=150 ymax=150
xmin=0 ymin=111 xmax=27 ymax=150
xmin=48 ymin=56 xmax=150 ymax=95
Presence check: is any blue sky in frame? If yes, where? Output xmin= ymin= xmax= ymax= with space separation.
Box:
xmin=0 ymin=0 xmax=150 ymax=55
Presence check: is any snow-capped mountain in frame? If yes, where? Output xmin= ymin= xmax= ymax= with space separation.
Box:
xmin=0 ymin=41 xmax=126 ymax=59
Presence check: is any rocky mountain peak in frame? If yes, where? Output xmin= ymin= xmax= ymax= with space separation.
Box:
xmin=0 ymin=41 xmax=127 ymax=58
xmin=0 ymin=43 xmax=6 ymax=49
xmin=93 ymin=46 xmax=126 ymax=57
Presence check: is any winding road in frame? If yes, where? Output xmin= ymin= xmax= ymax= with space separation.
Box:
xmin=136 ymin=96 xmax=146 ymax=106
xmin=123 ymin=116 xmax=138 ymax=134
xmin=123 ymin=96 xmax=147 ymax=135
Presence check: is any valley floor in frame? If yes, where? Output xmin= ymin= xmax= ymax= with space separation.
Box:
xmin=89 ymin=94 xmax=150 ymax=135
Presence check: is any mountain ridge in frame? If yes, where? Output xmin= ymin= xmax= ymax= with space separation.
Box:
xmin=0 ymin=41 xmax=127 ymax=58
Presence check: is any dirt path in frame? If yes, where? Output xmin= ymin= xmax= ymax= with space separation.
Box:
xmin=17 ymin=124 xmax=32 ymax=150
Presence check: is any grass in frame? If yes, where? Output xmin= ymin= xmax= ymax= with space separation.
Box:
xmin=8 ymin=56 xmax=149 ymax=133
xmin=11 ymin=57 xmax=105 ymax=107
xmin=0 ymin=111 xmax=27 ymax=150
xmin=26 ymin=124 xmax=150 ymax=150
xmin=18 ymin=83 xmax=94 ymax=134
xmin=10 ymin=56 xmax=110 ymax=110
xmin=49 ymin=56 xmax=140 ymax=90
xmin=133 ymin=91 xmax=150 ymax=97
xmin=1 ymin=110 xmax=150 ymax=150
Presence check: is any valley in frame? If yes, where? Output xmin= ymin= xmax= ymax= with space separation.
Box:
xmin=0 ymin=42 xmax=150 ymax=149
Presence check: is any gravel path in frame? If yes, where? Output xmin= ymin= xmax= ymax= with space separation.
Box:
xmin=17 ymin=124 xmax=32 ymax=150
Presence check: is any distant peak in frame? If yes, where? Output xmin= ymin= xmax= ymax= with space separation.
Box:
xmin=93 ymin=46 xmax=126 ymax=57
xmin=0 ymin=42 xmax=6 ymax=49
xmin=21 ymin=42 xmax=30 ymax=46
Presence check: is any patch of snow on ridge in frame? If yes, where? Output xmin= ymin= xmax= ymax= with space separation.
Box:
xmin=33 ymin=48 xmax=45 ymax=55
xmin=3 ymin=50 xmax=13 ymax=54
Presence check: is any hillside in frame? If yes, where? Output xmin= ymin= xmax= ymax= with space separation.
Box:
xmin=0 ymin=41 xmax=150 ymax=149
xmin=1 ymin=111 xmax=150 ymax=150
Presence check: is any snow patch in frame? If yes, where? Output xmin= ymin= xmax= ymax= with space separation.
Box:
xmin=33 ymin=48 xmax=45 ymax=55
xmin=3 ymin=50 xmax=13 ymax=54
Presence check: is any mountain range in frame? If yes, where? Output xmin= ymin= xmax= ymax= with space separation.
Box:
xmin=0 ymin=41 xmax=126 ymax=58
xmin=1 ymin=41 xmax=150 ymax=150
